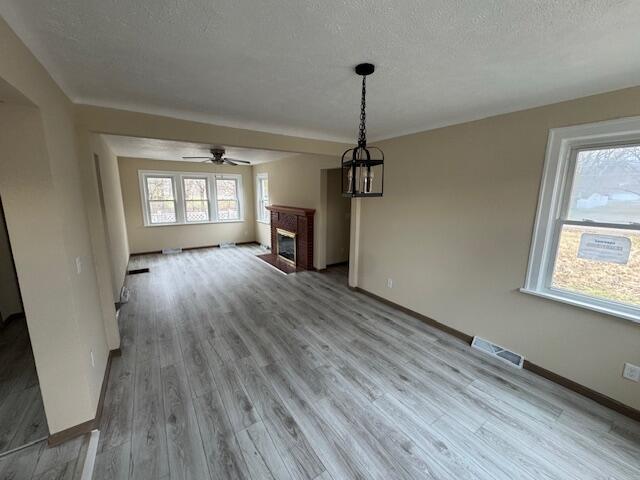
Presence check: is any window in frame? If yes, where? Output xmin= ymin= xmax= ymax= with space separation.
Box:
xmin=523 ymin=117 xmax=640 ymax=323
xmin=139 ymin=171 xmax=243 ymax=226
xmin=215 ymin=176 xmax=240 ymax=221
xmin=256 ymin=173 xmax=269 ymax=223
xmin=183 ymin=177 xmax=210 ymax=222
xmin=145 ymin=176 xmax=177 ymax=224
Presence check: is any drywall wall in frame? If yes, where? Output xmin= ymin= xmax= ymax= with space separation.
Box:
xmin=0 ymin=17 xmax=115 ymax=433
xmin=325 ymin=168 xmax=350 ymax=265
xmin=358 ymin=86 xmax=640 ymax=410
xmin=253 ymin=154 xmax=338 ymax=269
xmin=89 ymin=135 xmax=129 ymax=299
xmin=0 ymin=201 xmax=22 ymax=318
xmin=119 ymin=157 xmax=256 ymax=253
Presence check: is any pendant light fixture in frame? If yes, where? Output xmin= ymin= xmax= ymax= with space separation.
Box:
xmin=342 ymin=63 xmax=384 ymax=197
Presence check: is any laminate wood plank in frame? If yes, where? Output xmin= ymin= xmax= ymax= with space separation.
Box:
xmin=192 ymin=390 xmax=251 ymax=480
xmin=262 ymin=363 xmax=372 ymax=480
xmin=130 ymin=359 xmax=169 ymax=480
xmin=33 ymin=435 xmax=85 ymax=478
xmin=161 ymin=363 xmax=210 ymax=480
xmin=12 ymin=246 xmax=635 ymax=480
xmin=31 ymin=459 xmax=76 ymax=480
xmin=210 ymin=364 xmax=258 ymax=433
xmin=97 ymin=354 xmax=134 ymax=453
xmin=372 ymin=393 xmax=492 ymax=480
xmin=0 ymin=441 xmax=43 ymax=480
xmin=236 ymin=422 xmax=293 ymax=480
xmin=93 ymin=441 xmax=131 ymax=480
xmin=234 ymin=356 xmax=326 ymax=480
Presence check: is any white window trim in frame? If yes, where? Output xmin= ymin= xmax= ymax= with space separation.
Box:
xmin=182 ymin=175 xmax=211 ymax=224
xmin=138 ymin=170 xmax=244 ymax=227
xmin=521 ymin=116 xmax=640 ymax=324
xmin=214 ymin=173 xmax=244 ymax=223
xmin=255 ymin=173 xmax=270 ymax=224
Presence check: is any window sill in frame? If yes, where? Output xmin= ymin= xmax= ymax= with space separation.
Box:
xmin=144 ymin=219 xmax=245 ymax=227
xmin=256 ymin=220 xmax=271 ymax=225
xmin=519 ymin=288 xmax=640 ymax=324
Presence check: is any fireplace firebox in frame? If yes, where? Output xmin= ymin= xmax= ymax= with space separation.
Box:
xmin=276 ymin=228 xmax=296 ymax=265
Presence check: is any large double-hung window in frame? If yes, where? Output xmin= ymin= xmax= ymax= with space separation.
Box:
xmin=139 ymin=170 xmax=243 ymax=226
xmin=523 ymin=117 xmax=640 ymax=322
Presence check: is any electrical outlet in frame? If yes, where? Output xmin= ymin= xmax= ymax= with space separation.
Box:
xmin=90 ymin=350 xmax=95 ymax=368
xmin=75 ymin=256 xmax=82 ymax=274
xmin=622 ymin=363 xmax=640 ymax=382
xmin=387 ymin=278 xmax=393 ymax=288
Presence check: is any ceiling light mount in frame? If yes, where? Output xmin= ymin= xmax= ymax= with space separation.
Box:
xmin=355 ymin=63 xmax=375 ymax=76
xmin=341 ymin=63 xmax=384 ymax=197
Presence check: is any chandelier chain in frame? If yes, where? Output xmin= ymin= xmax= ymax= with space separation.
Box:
xmin=358 ymin=75 xmax=367 ymax=147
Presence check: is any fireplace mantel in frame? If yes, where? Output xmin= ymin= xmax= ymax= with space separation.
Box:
xmin=258 ymin=205 xmax=315 ymax=273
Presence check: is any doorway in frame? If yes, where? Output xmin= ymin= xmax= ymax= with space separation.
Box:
xmin=325 ymin=168 xmax=351 ymax=270
xmin=0 ymin=196 xmax=48 ymax=455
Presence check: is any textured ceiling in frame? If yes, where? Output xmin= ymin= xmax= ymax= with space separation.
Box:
xmin=102 ymin=135 xmax=291 ymax=164
xmin=2 ymin=1 xmax=640 ymax=141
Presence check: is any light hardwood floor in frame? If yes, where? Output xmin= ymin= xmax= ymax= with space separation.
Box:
xmin=95 ymin=245 xmax=640 ymax=479
xmin=5 ymin=244 xmax=640 ymax=479
xmin=0 ymin=318 xmax=48 ymax=456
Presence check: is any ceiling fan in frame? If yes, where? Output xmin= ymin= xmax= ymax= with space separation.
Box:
xmin=183 ymin=147 xmax=251 ymax=166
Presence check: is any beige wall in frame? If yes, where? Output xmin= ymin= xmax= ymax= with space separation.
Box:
xmin=357 ymin=86 xmax=640 ymax=410
xmin=325 ymin=168 xmax=350 ymax=266
xmin=254 ymin=154 xmax=338 ymax=269
xmin=89 ymin=135 xmax=129 ymax=299
xmin=0 ymin=17 xmax=114 ymax=432
xmin=0 ymin=202 xmax=22 ymax=318
xmin=119 ymin=157 xmax=256 ymax=253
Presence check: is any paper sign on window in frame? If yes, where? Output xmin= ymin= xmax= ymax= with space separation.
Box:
xmin=577 ymin=234 xmax=631 ymax=264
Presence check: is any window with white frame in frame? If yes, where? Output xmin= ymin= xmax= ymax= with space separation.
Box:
xmin=215 ymin=176 xmax=241 ymax=221
xmin=256 ymin=173 xmax=269 ymax=223
xmin=139 ymin=171 xmax=243 ymax=226
xmin=183 ymin=177 xmax=210 ymax=222
xmin=523 ymin=118 xmax=640 ymax=323
xmin=145 ymin=175 xmax=177 ymax=224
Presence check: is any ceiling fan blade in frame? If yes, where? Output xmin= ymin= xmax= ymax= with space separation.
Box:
xmin=183 ymin=156 xmax=211 ymax=159
xmin=225 ymin=157 xmax=251 ymax=164
xmin=224 ymin=159 xmax=238 ymax=166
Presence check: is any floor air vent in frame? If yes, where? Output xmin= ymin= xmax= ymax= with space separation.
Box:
xmin=162 ymin=247 xmax=183 ymax=254
xmin=471 ymin=336 xmax=524 ymax=368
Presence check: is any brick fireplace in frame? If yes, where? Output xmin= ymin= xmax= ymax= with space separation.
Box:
xmin=257 ymin=205 xmax=315 ymax=273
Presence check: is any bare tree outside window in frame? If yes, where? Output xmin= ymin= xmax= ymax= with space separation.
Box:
xmin=183 ymin=178 xmax=209 ymax=222
xmin=146 ymin=177 xmax=176 ymax=223
xmin=216 ymin=178 xmax=239 ymax=220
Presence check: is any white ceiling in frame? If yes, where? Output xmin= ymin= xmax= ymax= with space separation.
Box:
xmin=102 ymin=135 xmax=290 ymax=164
xmin=3 ymin=1 xmax=640 ymax=142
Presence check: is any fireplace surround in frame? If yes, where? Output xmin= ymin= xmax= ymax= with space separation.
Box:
xmin=257 ymin=205 xmax=315 ymax=273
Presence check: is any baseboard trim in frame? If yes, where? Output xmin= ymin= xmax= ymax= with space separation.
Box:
xmin=352 ymin=286 xmax=473 ymax=343
xmin=130 ymin=241 xmax=259 ymax=256
xmin=353 ymin=286 xmax=640 ymax=422
xmin=47 ymin=348 xmax=121 ymax=447
xmin=523 ymin=360 xmax=640 ymax=422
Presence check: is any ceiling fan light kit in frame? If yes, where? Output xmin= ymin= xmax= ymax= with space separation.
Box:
xmin=342 ymin=63 xmax=384 ymax=198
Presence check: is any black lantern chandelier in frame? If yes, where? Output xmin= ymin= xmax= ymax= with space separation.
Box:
xmin=342 ymin=63 xmax=384 ymax=197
